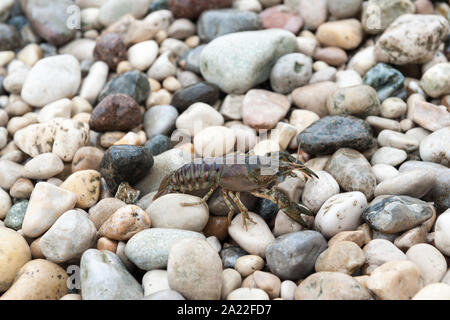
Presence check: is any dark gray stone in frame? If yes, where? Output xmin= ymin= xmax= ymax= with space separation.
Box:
xmin=100 ymin=145 xmax=154 ymax=193
xmin=144 ymin=134 xmax=172 ymax=156
xmin=220 ymin=246 xmax=247 ymax=269
xmin=171 ymin=81 xmax=220 ymax=112
xmin=363 ymin=63 xmax=405 ymax=102
xmin=99 ymin=70 xmax=150 ymax=105
xmin=266 ymin=230 xmax=327 ymax=280
xmin=297 ymin=115 xmax=373 ymax=155
xmin=197 ymin=9 xmax=262 ymax=42
xmin=362 ymin=195 xmax=433 ymax=234
xmin=256 ymin=198 xmax=278 ymax=221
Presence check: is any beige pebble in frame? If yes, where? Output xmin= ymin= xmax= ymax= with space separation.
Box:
xmin=235 ymin=255 xmax=265 ymax=277
xmin=60 ymin=294 xmax=82 ymax=300
xmin=97 ymin=237 xmax=118 ymax=253
xmin=0 ymin=228 xmax=31 ymax=292
xmin=295 ymin=271 xmax=372 ymax=300
xmin=0 ymin=259 xmax=68 ymax=300
xmin=227 ymin=288 xmax=269 ymax=300
xmin=193 ymin=126 xmax=236 ymax=157
xmin=253 ymin=271 xmax=281 ymax=299
xmin=60 ymin=170 xmax=101 ymax=209
xmin=221 ymin=268 xmax=242 ymax=299
xmin=315 ymin=241 xmax=365 ymax=275
xmin=362 ymin=239 xmax=407 ymax=275
xmin=23 ymin=153 xmax=64 ymax=180
xmin=176 ymin=102 xmax=224 ymax=136
xmin=367 ymin=260 xmax=424 ymax=300
xmin=328 ymin=230 xmax=366 ymax=248
xmin=162 ymin=76 xmax=181 ymax=92
xmin=142 ymin=269 xmax=170 ymax=296
xmin=316 ymin=19 xmax=363 ymax=50
xmin=406 ymin=243 xmax=447 ymax=285
xmin=9 ymin=178 xmax=34 ymax=199
xmin=113 ymin=131 xmax=146 ymax=146
xmin=88 ymin=198 xmax=127 ymax=229
xmin=98 ymin=205 xmax=151 ymax=241
xmin=146 ymin=89 xmax=172 ymax=108
xmin=393 ymin=227 xmax=427 ymax=251
xmin=100 ymin=131 xmax=126 ymax=148
xmin=381 ymin=97 xmax=407 ymax=119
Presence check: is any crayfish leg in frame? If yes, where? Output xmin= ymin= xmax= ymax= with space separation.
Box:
xmin=228 ymin=191 xmax=256 ymax=230
xmin=180 ymin=186 xmax=217 ymax=207
xmin=222 ymin=190 xmax=235 ymax=226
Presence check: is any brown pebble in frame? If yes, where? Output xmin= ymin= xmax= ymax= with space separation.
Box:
xmin=314 ymin=47 xmax=348 ymax=66
xmin=93 ymin=33 xmax=127 ymax=70
xmin=98 ymin=205 xmax=151 ymax=241
xmin=203 ymin=216 xmax=229 ymax=242
xmin=89 ymin=94 xmax=142 ymax=132
xmin=97 ymin=237 xmax=118 ymax=252
xmin=72 ymin=146 xmax=104 ymax=172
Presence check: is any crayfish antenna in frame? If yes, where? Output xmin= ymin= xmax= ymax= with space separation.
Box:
xmin=153 ymin=175 xmax=171 ymax=200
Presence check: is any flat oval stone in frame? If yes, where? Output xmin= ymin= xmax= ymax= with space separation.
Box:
xmin=98 ymin=70 xmax=150 ymax=105
xmin=80 ymin=249 xmax=143 ymax=300
xmin=171 ymin=81 xmax=220 ymax=112
xmin=265 ymin=230 xmax=327 ymax=280
xmin=297 ymin=115 xmax=373 ymax=155
xmin=363 ymin=63 xmax=405 ymax=102
xmin=362 ymin=195 xmax=433 ymax=234
xmin=197 ymin=9 xmax=262 ymax=42
xmin=100 ymin=145 xmax=154 ymax=193
xmin=124 ymin=228 xmax=205 ymax=270
xmin=325 ymin=148 xmax=377 ymax=200
xmin=89 ymin=94 xmax=142 ymax=132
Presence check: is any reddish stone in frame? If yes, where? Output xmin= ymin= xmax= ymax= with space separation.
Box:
xmin=314 ymin=47 xmax=348 ymax=66
xmin=169 ymin=0 xmax=233 ymax=20
xmin=260 ymin=5 xmax=303 ymax=34
xmin=89 ymin=94 xmax=142 ymax=132
xmin=203 ymin=216 xmax=229 ymax=242
xmin=94 ymin=33 xmax=128 ymax=71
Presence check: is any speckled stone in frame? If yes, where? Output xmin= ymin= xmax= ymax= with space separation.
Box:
xmin=197 ymin=9 xmax=262 ymax=42
xmin=363 ymin=63 xmax=405 ymax=102
xmin=266 ymin=231 xmax=328 ymax=280
xmin=362 ymin=195 xmax=433 ymax=234
xmin=93 ymin=33 xmax=127 ymax=70
xmin=89 ymin=94 xmax=142 ymax=132
xmin=297 ymin=115 xmax=373 ymax=155
xmin=325 ymin=148 xmax=377 ymax=200
xmin=171 ymin=81 xmax=220 ymax=112
xmin=100 ymin=145 xmax=154 ymax=193
xmin=4 ymin=200 xmax=28 ymax=231
xmin=98 ymin=70 xmax=150 ymax=105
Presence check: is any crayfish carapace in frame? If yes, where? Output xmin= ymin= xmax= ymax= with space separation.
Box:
xmin=153 ymin=151 xmax=318 ymax=230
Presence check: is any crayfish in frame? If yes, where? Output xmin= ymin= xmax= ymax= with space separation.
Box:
xmin=153 ymin=151 xmax=318 ymax=230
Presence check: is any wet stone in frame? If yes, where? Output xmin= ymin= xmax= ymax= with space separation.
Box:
xmin=90 ymin=94 xmax=142 ymax=132
xmin=363 ymin=63 xmax=405 ymax=102
xmin=362 ymin=195 xmax=433 ymax=234
xmin=171 ymin=81 xmax=220 ymax=112
xmin=144 ymin=134 xmax=172 ymax=156
xmin=4 ymin=200 xmax=28 ymax=231
xmin=197 ymin=9 xmax=262 ymax=43
xmin=220 ymin=246 xmax=248 ymax=269
xmin=100 ymin=145 xmax=154 ymax=193
xmin=98 ymin=70 xmax=150 ymax=105
xmin=93 ymin=33 xmax=128 ymax=70
xmin=297 ymin=115 xmax=373 ymax=155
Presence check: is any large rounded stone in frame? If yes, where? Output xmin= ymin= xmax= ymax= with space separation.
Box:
xmin=200 ymin=29 xmax=297 ymax=94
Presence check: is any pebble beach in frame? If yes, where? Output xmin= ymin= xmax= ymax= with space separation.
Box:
xmin=0 ymin=0 xmax=449 ymax=301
